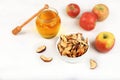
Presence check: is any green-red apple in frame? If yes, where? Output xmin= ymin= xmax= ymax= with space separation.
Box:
xmin=92 ymin=4 xmax=109 ymax=21
xmin=94 ymin=32 xmax=115 ymax=53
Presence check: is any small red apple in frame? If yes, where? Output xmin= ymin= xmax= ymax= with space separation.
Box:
xmin=66 ymin=3 xmax=80 ymax=18
xmin=94 ymin=32 xmax=115 ymax=53
xmin=92 ymin=4 xmax=109 ymax=21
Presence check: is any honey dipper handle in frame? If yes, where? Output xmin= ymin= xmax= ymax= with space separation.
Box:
xmin=12 ymin=4 xmax=49 ymax=35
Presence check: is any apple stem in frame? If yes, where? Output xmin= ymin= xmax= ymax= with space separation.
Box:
xmin=103 ymin=34 xmax=108 ymax=39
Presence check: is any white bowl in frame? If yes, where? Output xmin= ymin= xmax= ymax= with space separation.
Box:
xmin=56 ymin=33 xmax=89 ymax=63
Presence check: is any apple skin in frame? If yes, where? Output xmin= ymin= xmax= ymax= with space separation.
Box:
xmin=92 ymin=4 xmax=109 ymax=21
xmin=94 ymin=32 xmax=115 ymax=53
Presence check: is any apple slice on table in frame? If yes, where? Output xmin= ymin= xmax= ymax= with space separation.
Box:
xmin=94 ymin=32 xmax=115 ymax=53
xmin=90 ymin=59 xmax=97 ymax=69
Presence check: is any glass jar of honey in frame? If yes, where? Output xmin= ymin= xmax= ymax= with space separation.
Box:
xmin=36 ymin=7 xmax=61 ymax=39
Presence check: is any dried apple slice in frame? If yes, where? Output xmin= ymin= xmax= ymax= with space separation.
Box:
xmin=36 ymin=45 xmax=46 ymax=53
xmin=40 ymin=55 xmax=53 ymax=62
xmin=90 ymin=59 xmax=97 ymax=69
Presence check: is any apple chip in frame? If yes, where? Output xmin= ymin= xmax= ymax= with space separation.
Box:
xmin=90 ymin=59 xmax=97 ymax=69
xmin=40 ymin=55 xmax=53 ymax=62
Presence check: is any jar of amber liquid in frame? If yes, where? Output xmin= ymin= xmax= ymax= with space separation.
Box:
xmin=36 ymin=7 xmax=61 ymax=39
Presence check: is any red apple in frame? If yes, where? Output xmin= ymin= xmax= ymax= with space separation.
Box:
xmin=66 ymin=3 xmax=80 ymax=18
xmin=94 ymin=32 xmax=115 ymax=53
xmin=79 ymin=12 xmax=97 ymax=31
xmin=92 ymin=4 xmax=109 ymax=21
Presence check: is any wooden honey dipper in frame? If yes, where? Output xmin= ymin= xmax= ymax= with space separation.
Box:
xmin=12 ymin=4 xmax=49 ymax=35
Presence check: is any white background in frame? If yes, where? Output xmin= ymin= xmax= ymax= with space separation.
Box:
xmin=0 ymin=0 xmax=120 ymax=80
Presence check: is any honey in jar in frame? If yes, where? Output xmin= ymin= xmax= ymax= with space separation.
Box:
xmin=36 ymin=8 xmax=61 ymax=39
